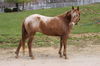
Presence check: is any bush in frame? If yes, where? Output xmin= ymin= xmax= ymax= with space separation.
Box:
xmin=4 ymin=8 xmax=21 ymax=13
xmin=12 ymin=8 xmax=18 ymax=12
xmin=4 ymin=8 xmax=12 ymax=13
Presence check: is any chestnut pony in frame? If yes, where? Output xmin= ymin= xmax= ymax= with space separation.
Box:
xmin=15 ymin=6 xmax=80 ymax=59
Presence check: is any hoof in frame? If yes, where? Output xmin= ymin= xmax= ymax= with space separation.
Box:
xmin=31 ymin=56 xmax=35 ymax=59
xmin=15 ymin=52 xmax=19 ymax=59
xmin=29 ymin=55 xmax=35 ymax=59
xmin=59 ymin=55 xmax=63 ymax=58
xmin=63 ymin=53 xmax=66 ymax=56
xmin=58 ymin=52 xmax=63 ymax=58
xmin=15 ymin=56 xmax=19 ymax=59
xmin=65 ymin=56 xmax=68 ymax=59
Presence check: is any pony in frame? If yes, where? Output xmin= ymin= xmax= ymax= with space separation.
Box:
xmin=15 ymin=6 xmax=80 ymax=59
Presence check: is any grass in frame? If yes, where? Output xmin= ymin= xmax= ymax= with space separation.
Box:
xmin=0 ymin=3 xmax=100 ymax=48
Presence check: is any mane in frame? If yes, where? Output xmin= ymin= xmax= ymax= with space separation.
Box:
xmin=57 ymin=11 xmax=72 ymax=24
xmin=57 ymin=12 xmax=67 ymax=18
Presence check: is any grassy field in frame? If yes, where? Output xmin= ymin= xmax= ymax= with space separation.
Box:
xmin=0 ymin=3 xmax=100 ymax=48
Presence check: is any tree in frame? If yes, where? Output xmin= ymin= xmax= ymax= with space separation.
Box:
xmin=5 ymin=0 xmax=32 ymax=11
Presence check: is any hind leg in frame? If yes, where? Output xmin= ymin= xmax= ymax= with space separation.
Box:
xmin=15 ymin=37 xmax=27 ymax=58
xmin=15 ymin=40 xmax=22 ymax=58
xmin=27 ymin=35 xmax=34 ymax=59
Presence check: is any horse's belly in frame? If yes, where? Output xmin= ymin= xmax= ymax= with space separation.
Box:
xmin=39 ymin=21 xmax=66 ymax=36
xmin=40 ymin=27 xmax=65 ymax=36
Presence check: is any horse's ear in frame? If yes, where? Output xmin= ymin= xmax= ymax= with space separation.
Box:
xmin=72 ymin=6 xmax=74 ymax=10
xmin=77 ymin=6 xmax=79 ymax=11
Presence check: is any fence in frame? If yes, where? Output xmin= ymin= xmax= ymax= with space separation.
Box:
xmin=24 ymin=0 xmax=96 ymax=10
xmin=0 ymin=0 xmax=100 ymax=12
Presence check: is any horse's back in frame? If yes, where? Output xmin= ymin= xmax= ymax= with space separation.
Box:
xmin=24 ymin=14 xmax=53 ymax=32
xmin=25 ymin=14 xmax=41 ymax=23
xmin=24 ymin=14 xmax=53 ymax=24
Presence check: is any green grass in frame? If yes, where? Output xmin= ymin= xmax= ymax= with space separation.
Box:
xmin=0 ymin=3 xmax=100 ymax=48
xmin=0 ymin=3 xmax=100 ymax=35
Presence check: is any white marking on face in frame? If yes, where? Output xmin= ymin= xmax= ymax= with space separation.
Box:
xmin=72 ymin=22 xmax=75 ymax=26
xmin=72 ymin=12 xmax=77 ymax=17
xmin=69 ymin=22 xmax=75 ymax=26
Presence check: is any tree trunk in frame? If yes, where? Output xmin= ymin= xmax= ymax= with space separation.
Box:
xmin=22 ymin=2 xmax=25 ymax=10
xmin=15 ymin=3 xmax=19 ymax=11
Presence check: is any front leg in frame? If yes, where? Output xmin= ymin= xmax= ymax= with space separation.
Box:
xmin=58 ymin=36 xmax=63 ymax=57
xmin=62 ymin=35 xmax=68 ymax=59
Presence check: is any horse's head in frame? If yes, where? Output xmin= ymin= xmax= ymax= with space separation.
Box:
xmin=66 ymin=6 xmax=80 ymax=26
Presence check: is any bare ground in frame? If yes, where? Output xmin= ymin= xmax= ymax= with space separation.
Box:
xmin=0 ymin=33 xmax=100 ymax=66
xmin=0 ymin=45 xmax=100 ymax=66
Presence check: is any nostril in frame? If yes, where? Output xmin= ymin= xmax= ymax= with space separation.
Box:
xmin=75 ymin=23 xmax=78 ymax=25
xmin=79 ymin=18 xmax=80 ymax=20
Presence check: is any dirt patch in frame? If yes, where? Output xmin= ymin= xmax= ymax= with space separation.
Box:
xmin=0 ymin=44 xmax=100 ymax=66
xmin=70 ymin=32 xmax=100 ymax=38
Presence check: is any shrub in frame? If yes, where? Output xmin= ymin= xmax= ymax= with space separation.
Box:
xmin=12 ymin=8 xmax=18 ymax=12
xmin=4 ymin=8 xmax=12 ymax=13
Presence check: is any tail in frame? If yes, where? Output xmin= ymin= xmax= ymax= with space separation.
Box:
xmin=22 ymin=22 xmax=27 ymax=55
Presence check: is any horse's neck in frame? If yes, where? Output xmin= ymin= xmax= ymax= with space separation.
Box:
xmin=57 ymin=13 xmax=71 ymax=25
xmin=56 ymin=13 xmax=72 ymax=34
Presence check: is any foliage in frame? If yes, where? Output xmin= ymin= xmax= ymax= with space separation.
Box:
xmin=5 ymin=0 xmax=33 ymax=11
xmin=5 ymin=0 xmax=32 ymax=3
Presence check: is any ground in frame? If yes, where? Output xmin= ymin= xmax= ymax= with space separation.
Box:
xmin=0 ymin=33 xmax=100 ymax=66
